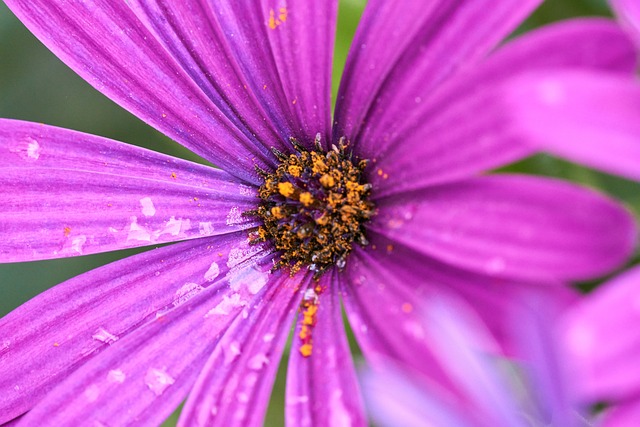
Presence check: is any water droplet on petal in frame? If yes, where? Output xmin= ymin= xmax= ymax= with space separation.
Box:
xmin=144 ymin=367 xmax=175 ymax=396
xmin=107 ymin=369 xmax=126 ymax=384
xmin=92 ymin=327 xmax=119 ymax=345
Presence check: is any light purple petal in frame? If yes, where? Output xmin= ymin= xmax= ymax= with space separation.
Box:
xmin=0 ymin=233 xmax=268 ymax=423
xmin=370 ymin=175 xmax=636 ymax=282
xmin=286 ymin=273 xmax=367 ymax=427
xmin=178 ymin=272 xmax=302 ymax=427
xmin=502 ymin=70 xmax=640 ymax=182
xmin=0 ymin=120 xmax=259 ymax=262
xmin=360 ymin=364 xmax=475 ymax=427
xmin=13 ymin=246 xmax=276 ymax=426
xmin=560 ymin=266 xmax=640 ymax=403
xmin=3 ymin=0 xmax=285 ymax=181
xmin=335 ymin=0 xmax=541 ymax=142
xmin=359 ymin=19 xmax=637 ymax=196
xmin=611 ymin=0 xmax=640 ymax=46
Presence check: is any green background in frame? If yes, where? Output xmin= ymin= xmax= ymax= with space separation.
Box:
xmin=1 ymin=0 xmax=639 ymax=425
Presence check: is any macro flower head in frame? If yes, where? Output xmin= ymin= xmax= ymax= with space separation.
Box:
xmin=1 ymin=1 xmax=639 ymax=426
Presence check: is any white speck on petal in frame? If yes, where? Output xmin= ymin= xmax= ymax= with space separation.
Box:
xmin=84 ymin=384 xmax=100 ymax=402
xmin=174 ymin=282 xmax=204 ymax=307
xmin=157 ymin=216 xmax=190 ymax=237
xmin=127 ymin=216 xmax=151 ymax=242
xmin=92 ymin=327 xmax=119 ymax=345
xmin=204 ymin=262 xmax=220 ymax=282
xmin=228 ymin=266 xmax=268 ymax=293
xmin=226 ymin=206 xmax=242 ymax=226
xmin=145 ymin=367 xmax=175 ymax=396
xmin=223 ymin=341 xmax=242 ymax=365
xmin=263 ymin=333 xmax=275 ymax=343
xmin=9 ymin=137 xmax=40 ymax=161
xmin=71 ymin=235 xmax=87 ymax=254
xmin=238 ymin=185 xmax=254 ymax=196
xmin=205 ymin=293 xmax=245 ymax=317
xmin=248 ymin=354 xmax=270 ymax=370
xmin=107 ymin=369 xmax=126 ymax=383
xmin=199 ymin=221 xmax=214 ymax=235
xmin=140 ymin=197 xmax=156 ymax=217
xmin=330 ymin=389 xmax=352 ymax=427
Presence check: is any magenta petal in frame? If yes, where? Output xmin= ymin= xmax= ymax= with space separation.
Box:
xmin=371 ymin=175 xmax=636 ymax=282
xmin=179 ymin=273 xmax=302 ymax=427
xmin=601 ymin=401 xmax=640 ymax=427
xmin=286 ymin=273 xmax=367 ymax=427
xmin=0 ymin=120 xmax=259 ymax=262
xmin=503 ymin=70 xmax=640 ymax=182
xmin=3 ymin=1 xmax=277 ymax=180
xmin=334 ymin=0 xmax=541 ymax=141
xmin=360 ymin=19 xmax=637 ymax=196
xmin=561 ymin=266 xmax=640 ymax=403
xmin=12 ymin=249 xmax=276 ymax=426
xmin=0 ymin=233 xmax=271 ymax=423
xmin=260 ymin=0 xmax=337 ymax=143
xmin=611 ymin=0 xmax=640 ymax=46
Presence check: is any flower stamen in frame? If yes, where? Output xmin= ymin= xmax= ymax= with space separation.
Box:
xmin=246 ymin=133 xmax=375 ymax=278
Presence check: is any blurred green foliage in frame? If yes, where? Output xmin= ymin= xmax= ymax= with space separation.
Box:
xmin=1 ymin=0 xmax=638 ymax=425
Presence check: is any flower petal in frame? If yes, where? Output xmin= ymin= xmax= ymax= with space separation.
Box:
xmin=601 ymin=401 xmax=640 ymax=427
xmin=0 ymin=233 xmax=269 ymax=423
xmin=0 ymin=119 xmax=259 ymax=262
xmin=334 ymin=0 xmax=541 ymax=141
xmin=359 ymin=19 xmax=637 ymax=196
xmin=124 ymin=0 xmax=337 ymax=150
xmin=370 ymin=175 xmax=636 ymax=282
xmin=12 ymin=246 xmax=276 ymax=426
xmin=502 ymin=70 xmax=640 ymax=182
xmin=560 ymin=266 xmax=640 ymax=403
xmin=286 ymin=272 xmax=367 ymax=427
xmin=4 ymin=0 xmax=278 ymax=181
xmin=178 ymin=272 xmax=302 ymax=427
xmin=342 ymin=234 xmax=575 ymax=366
xmin=611 ymin=0 xmax=640 ymax=46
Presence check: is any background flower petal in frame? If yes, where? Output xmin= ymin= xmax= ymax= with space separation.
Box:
xmin=179 ymin=272 xmax=302 ymax=427
xmin=358 ymin=19 xmax=637 ymax=197
xmin=502 ymin=70 xmax=640 ymax=182
xmin=286 ymin=273 xmax=367 ymax=427
xmin=3 ymin=0 xmax=284 ymax=182
xmin=370 ymin=175 xmax=637 ymax=282
xmin=0 ymin=120 xmax=259 ymax=262
xmin=611 ymin=0 xmax=640 ymax=46
xmin=560 ymin=266 xmax=640 ymax=403
xmin=12 ymin=249 xmax=276 ymax=426
xmin=334 ymin=0 xmax=541 ymax=141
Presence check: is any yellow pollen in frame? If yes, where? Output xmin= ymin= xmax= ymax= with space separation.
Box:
xmin=278 ymin=182 xmax=295 ymax=197
xmin=288 ymin=164 xmax=302 ymax=177
xmin=299 ymin=343 xmax=313 ymax=357
xmin=63 ymin=226 xmax=72 ymax=237
xmin=270 ymin=206 xmax=284 ymax=219
xmin=299 ymin=192 xmax=314 ymax=207
xmin=319 ymin=174 xmax=335 ymax=188
xmin=170 ymin=172 xmax=177 ymax=179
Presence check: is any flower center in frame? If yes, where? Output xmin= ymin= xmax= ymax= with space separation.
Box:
xmin=247 ymin=134 xmax=375 ymax=278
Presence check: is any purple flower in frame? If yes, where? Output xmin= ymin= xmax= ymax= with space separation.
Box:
xmin=360 ymin=293 xmax=582 ymax=427
xmin=1 ymin=1 xmax=638 ymax=425
xmin=561 ymin=266 xmax=640 ymax=425
xmin=612 ymin=0 xmax=640 ymax=46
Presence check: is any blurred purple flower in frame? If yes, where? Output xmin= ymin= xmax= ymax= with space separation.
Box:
xmin=360 ymin=294 xmax=583 ymax=427
xmin=612 ymin=0 xmax=640 ymax=45
xmin=0 ymin=1 xmax=638 ymax=426
xmin=561 ymin=266 xmax=640 ymax=426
